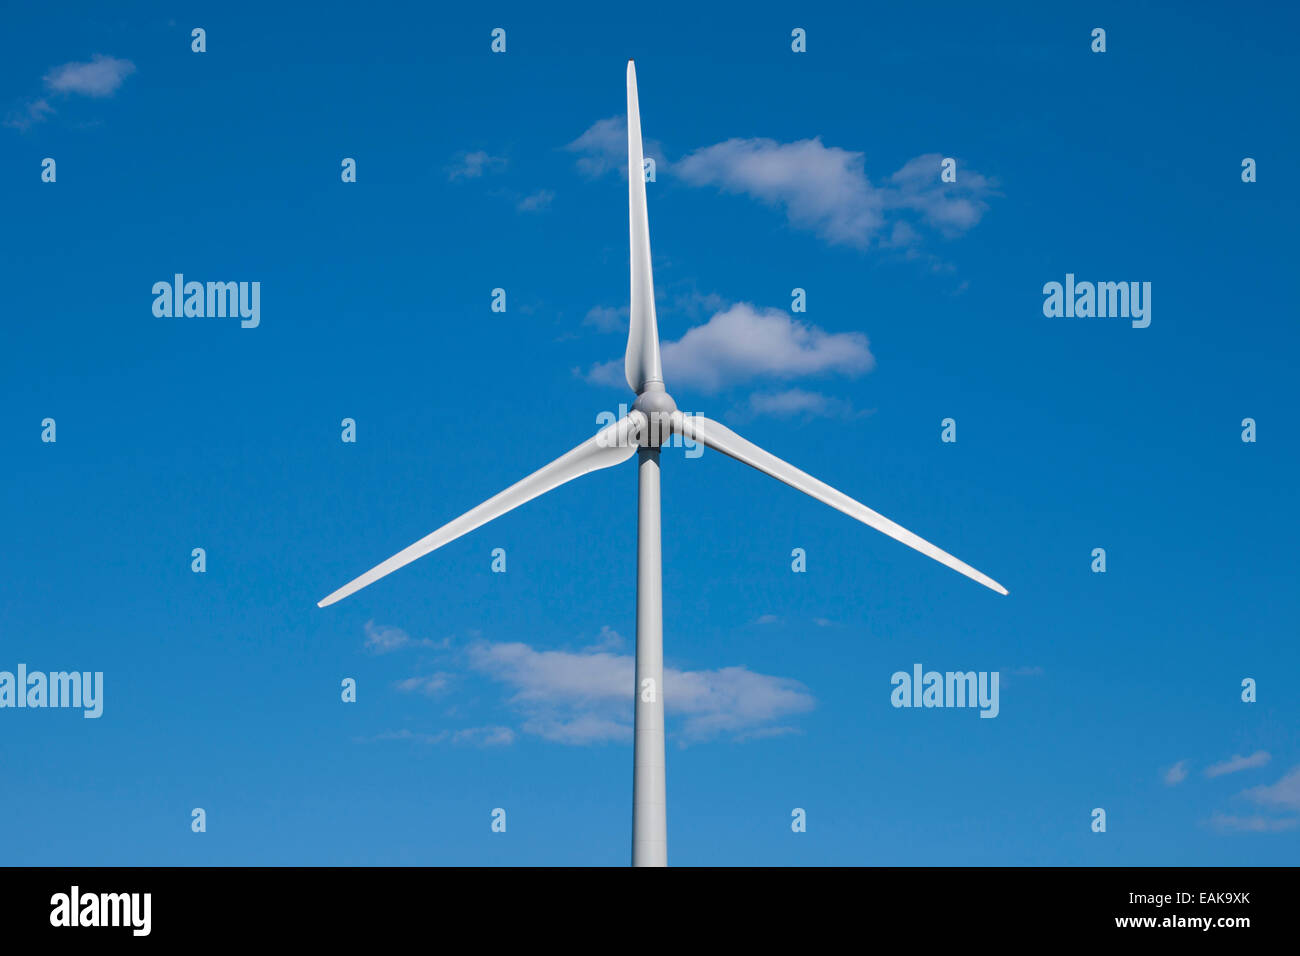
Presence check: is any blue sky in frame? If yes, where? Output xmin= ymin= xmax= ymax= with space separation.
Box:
xmin=2 ymin=1 xmax=1297 ymax=865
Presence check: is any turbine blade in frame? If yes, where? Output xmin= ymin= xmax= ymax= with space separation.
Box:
xmin=673 ymin=413 xmax=1008 ymax=595
xmin=318 ymin=414 xmax=645 ymax=607
xmin=625 ymin=59 xmax=664 ymax=394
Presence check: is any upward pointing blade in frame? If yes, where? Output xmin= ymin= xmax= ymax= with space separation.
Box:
xmin=317 ymin=414 xmax=645 ymax=607
xmin=674 ymin=412 xmax=1009 ymax=596
xmin=625 ymin=60 xmax=664 ymax=395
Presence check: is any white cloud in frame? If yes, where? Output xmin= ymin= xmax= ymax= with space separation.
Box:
xmin=448 ymin=150 xmax=506 ymax=180
xmin=671 ymin=290 xmax=729 ymax=318
xmin=1207 ymin=813 xmax=1298 ymax=833
xmin=3 ymin=98 xmax=53 ymax=131
xmin=565 ymin=116 xmax=665 ymax=178
xmin=517 ymin=189 xmax=554 ymax=212
xmin=465 ymin=637 xmax=814 ymax=745
xmin=452 ymin=725 xmax=515 ymax=746
xmin=1163 ymin=760 xmax=1189 ymax=786
xmin=669 ymin=665 xmax=815 ymax=740
xmin=886 ymin=153 xmax=993 ymax=234
xmin=583 ymin=625 xmax=626 ymax=651
xmin=675 ymin=137 xmax=883 ymax=246
xmin=586 ymin=302 xmax=873 ymax=392
xmin=362 ymin=620 xmax=445 ymax=653
xmin=468 ymin=640 xmax=629 ymax=705
xmin=739 ymin=388 xmax=864 ymax=422
xmin=1205 ymin=750 xmax=1271 ymax=778
xmin=363 ymin=725 xmax=515 ymax=747
xmin=566 ymin=117 xmax=624 ymax=176
xmin=395 ymin=672 xmax=453 ymax=696
xmin=663 ymin=304 xmax=872 ymax=391
xmin=673 ymin=138 xmax=992 ymax=249
xmin=364 ymin=621 xmax=412 ymax=653
xmin=6 ymin=54 xmax=135 ymax=130
xmin=523 ymin=714 xmax=631 ymax=745
xmin=44 ymin=54 xmax=136 ymax=97
xmin=1240 ymin=764 xmax=1300 ymax=811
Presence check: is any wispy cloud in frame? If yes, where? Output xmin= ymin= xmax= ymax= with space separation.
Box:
xmin=446 ymin=153 xmax=552 ymax=214
xmin=565 ymin=116 xmax=665 ymax=178
xmin=452 ymin=725 xmax=516 ymax=746
xmin=44 ymin=54 xmax=135 ymax=96
xmin=673 ymin=138 xmax=993 ymax=249
xmin=584 ymin=305 xmax=629 ymax=333
xmin=447 ymin=150 xmax=507 ymax=180
xmin=362 ymin=726 xmax=515 ymax=747
xmin=1163 ymin=760 xmax=1190 ymax=786
xmin=523 ymin=713 xmax=631 ymax=746
xmin=516 ymin=189 xmax=555 ymax=212
xmin=586 ymin=301 xmax=873 ymax=392
xmin=465 ymin=637 xmax=814 ymax=745
xmin=1239 ymin=764 xmax=1300 ymax=811
xmin=735 ymin=387 xmax=866 ymax=422
xmin=363 ymin=620 xmax=444 ymax=654
xmin=5 ymin=98 xmax=53 ymax=130
xmin=395 ymin=673 xmax=453 ymax=696
xmin=584 ymin=625 xmax=626 ymax=651
xmin=886 ymin=153 xmax=994 ymax=235
xmin=6 ymin=53 xmax=135 ymax=130
xmin=1205 ymin=750 xmax=1271 ymax=778
xmin=364 ymin=621 xmax=414 ymax=653
xmin=671 ymin=290 xmax=729 ymax=319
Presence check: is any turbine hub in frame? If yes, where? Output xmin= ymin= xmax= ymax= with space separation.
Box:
xmin=633 ymin=384 xmax=676 ymax=447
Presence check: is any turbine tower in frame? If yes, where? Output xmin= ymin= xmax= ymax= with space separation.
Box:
xmin=318 ymin=61 xmax=1008 ymax=867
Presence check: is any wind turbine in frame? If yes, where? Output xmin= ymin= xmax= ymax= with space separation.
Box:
xmin=318 ymin=60 xmax=1008 ymax=867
